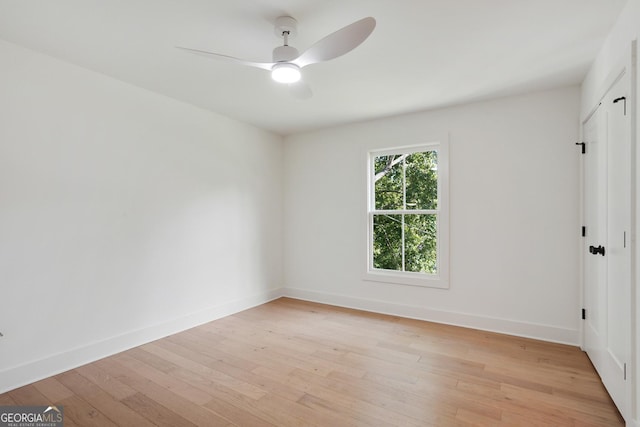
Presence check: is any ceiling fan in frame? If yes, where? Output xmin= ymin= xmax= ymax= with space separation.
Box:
xmin=177 ymin=16 xmax=376 ymax=99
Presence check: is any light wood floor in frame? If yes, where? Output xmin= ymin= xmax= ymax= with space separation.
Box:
xmin=0 ymin=298 xmax=624 ymax=426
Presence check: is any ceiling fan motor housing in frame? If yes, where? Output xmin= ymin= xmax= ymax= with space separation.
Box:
xmin=273 ymin=45 xmax=299 ymax=62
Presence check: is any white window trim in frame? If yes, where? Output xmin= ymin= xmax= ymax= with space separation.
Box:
xmin=364 ymin=139 xmax=450 ymax=289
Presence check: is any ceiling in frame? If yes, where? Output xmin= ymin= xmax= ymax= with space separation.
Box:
xmin=0 ymin=0 xmax=627 ymax=136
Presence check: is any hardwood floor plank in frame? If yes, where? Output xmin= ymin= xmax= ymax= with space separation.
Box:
xmin=74 ymin=363 xmax=138 ymax=401
xmin=8 ymin=384 xmax=52 ymax=406
xmin=253 ymin=366 xmax=426 ymax=427
xmin=0 ymin=393 xmax=17 ymax=406
xmin=4 ymin=384 xmax=81 ymax=427
xmin=208 ymin=325 xmax=368 ymax=379
xmin=32 ymin=377 xmax=75 ymax=403
xmin=120 ymin=392 xmax=200 ymax=427
xmin=262 ymin=366 xmax=460 ymax=425
xmin=129 ymin=346 xmax=305 ymax=425
xmin=165 ymin=329 xmax=260 ymax=373
xmin=0 ymin=298 xmax=623 ymax=426
xmin=56 ymin=371 xmax=156 ymax=427
xmin=455 ymin=407 xmax=504 ymax=426
xmin=96 ymin=358 xmax=233 ymax=426
xmin=453 ymin=378 xmax=590 ymax=426
xmin=500 ymin=383 xmax=624 ymax=425
xmin=202 ymin=388 xmax=321 ymax=427
xmin=256 ymin=392 xmax=359 ymax=427
xmin=130 ymin=346 xmax=268 ymax=400
xmin=202 ymin=397 xmax=277 ymax=427
xmin=145 ymin=340 xmax=305 ymax=402
xmin=478 ymin=351 xmax=609 ymax=396
xmin=296 ymin=392 xmax=400 ymax=427
xmin=113 ymin=352 xmax=213 ymax=405
xmin=57 ymin=395 xmax=118 ymax=427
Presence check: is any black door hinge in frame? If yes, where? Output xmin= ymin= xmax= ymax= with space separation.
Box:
xmin=581 ymin=226 xmax=586 ymax=237
xmin=613 ymin=96 xmax=627 ymax=115
xmin=581 ymin=308 xmax=586 ymax=320
xmin=575 ymin=142 xmax=586 ymax=154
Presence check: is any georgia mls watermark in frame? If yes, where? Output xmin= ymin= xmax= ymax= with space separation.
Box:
xmin=0 ymin=406 xmax=63 ymax=427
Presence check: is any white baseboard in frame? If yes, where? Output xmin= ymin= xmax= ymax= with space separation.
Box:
xmin=281 ymin=287 xmax=580 ymax=346
xmin=0 ymin=288 xmax=283 ymax=394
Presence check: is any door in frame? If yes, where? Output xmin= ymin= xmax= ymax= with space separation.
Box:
xmin=582 ymin=72 xmax=631 ymax=420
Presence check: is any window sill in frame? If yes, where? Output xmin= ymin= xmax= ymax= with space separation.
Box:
xmin=363 ymin=269 xmax=449 ymax=289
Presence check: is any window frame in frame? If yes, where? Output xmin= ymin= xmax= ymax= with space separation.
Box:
xmin=365 ymin=140 xmax=449 ymax=289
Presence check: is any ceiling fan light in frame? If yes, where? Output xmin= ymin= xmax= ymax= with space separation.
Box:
xmin=271 ymin=63 xmax=301 ymax=83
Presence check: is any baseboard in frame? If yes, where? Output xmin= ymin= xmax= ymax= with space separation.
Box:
xmin=281 ymin=287 xmax=580 ymax=346
xmin=0 ymin=288 xmax=283 ymax=394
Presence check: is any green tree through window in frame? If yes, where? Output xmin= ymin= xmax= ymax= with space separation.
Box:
xmin=371 ymin=150 xmax=439 ymax=274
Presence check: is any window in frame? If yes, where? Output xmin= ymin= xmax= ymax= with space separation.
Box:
xmin=366 ymin=141 xmax=449 ymax=288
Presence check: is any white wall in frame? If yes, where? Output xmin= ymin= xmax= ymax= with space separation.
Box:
xmin=580 ymin=0 xmax=640 ymax=424
xmin=0 ymin=39 xmax=283 ymax=393
xmin=283 ymin=87 xmax=581 ymax=344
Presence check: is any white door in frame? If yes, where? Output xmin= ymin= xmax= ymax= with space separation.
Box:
xmin=582 ymin=73 xmax=631 ymax=420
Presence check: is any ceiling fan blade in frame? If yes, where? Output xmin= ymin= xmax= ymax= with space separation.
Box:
xmin=293 ymin=17 xmax=376 ymax=68
xmin=288 ymin=81 xmax=313 ymax=100
xmin=176 ymin=46 xmax=274 ymax=71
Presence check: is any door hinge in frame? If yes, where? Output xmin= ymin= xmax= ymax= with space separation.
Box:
xmin=575 ymin=142 xmax=586 ymax=154
xmin=581 ymin=226 xmax=586 ymax=237
xmin=613 ymin=96 xmax=627 ymax=115
xmin=581 ymin=308 xmax=586 ymax=320
xmin=624 ymin=363 xmax=627 ymax=380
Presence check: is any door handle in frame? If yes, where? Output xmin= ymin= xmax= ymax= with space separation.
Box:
xmin=589 ymin=245 xmax=605 ymax=256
